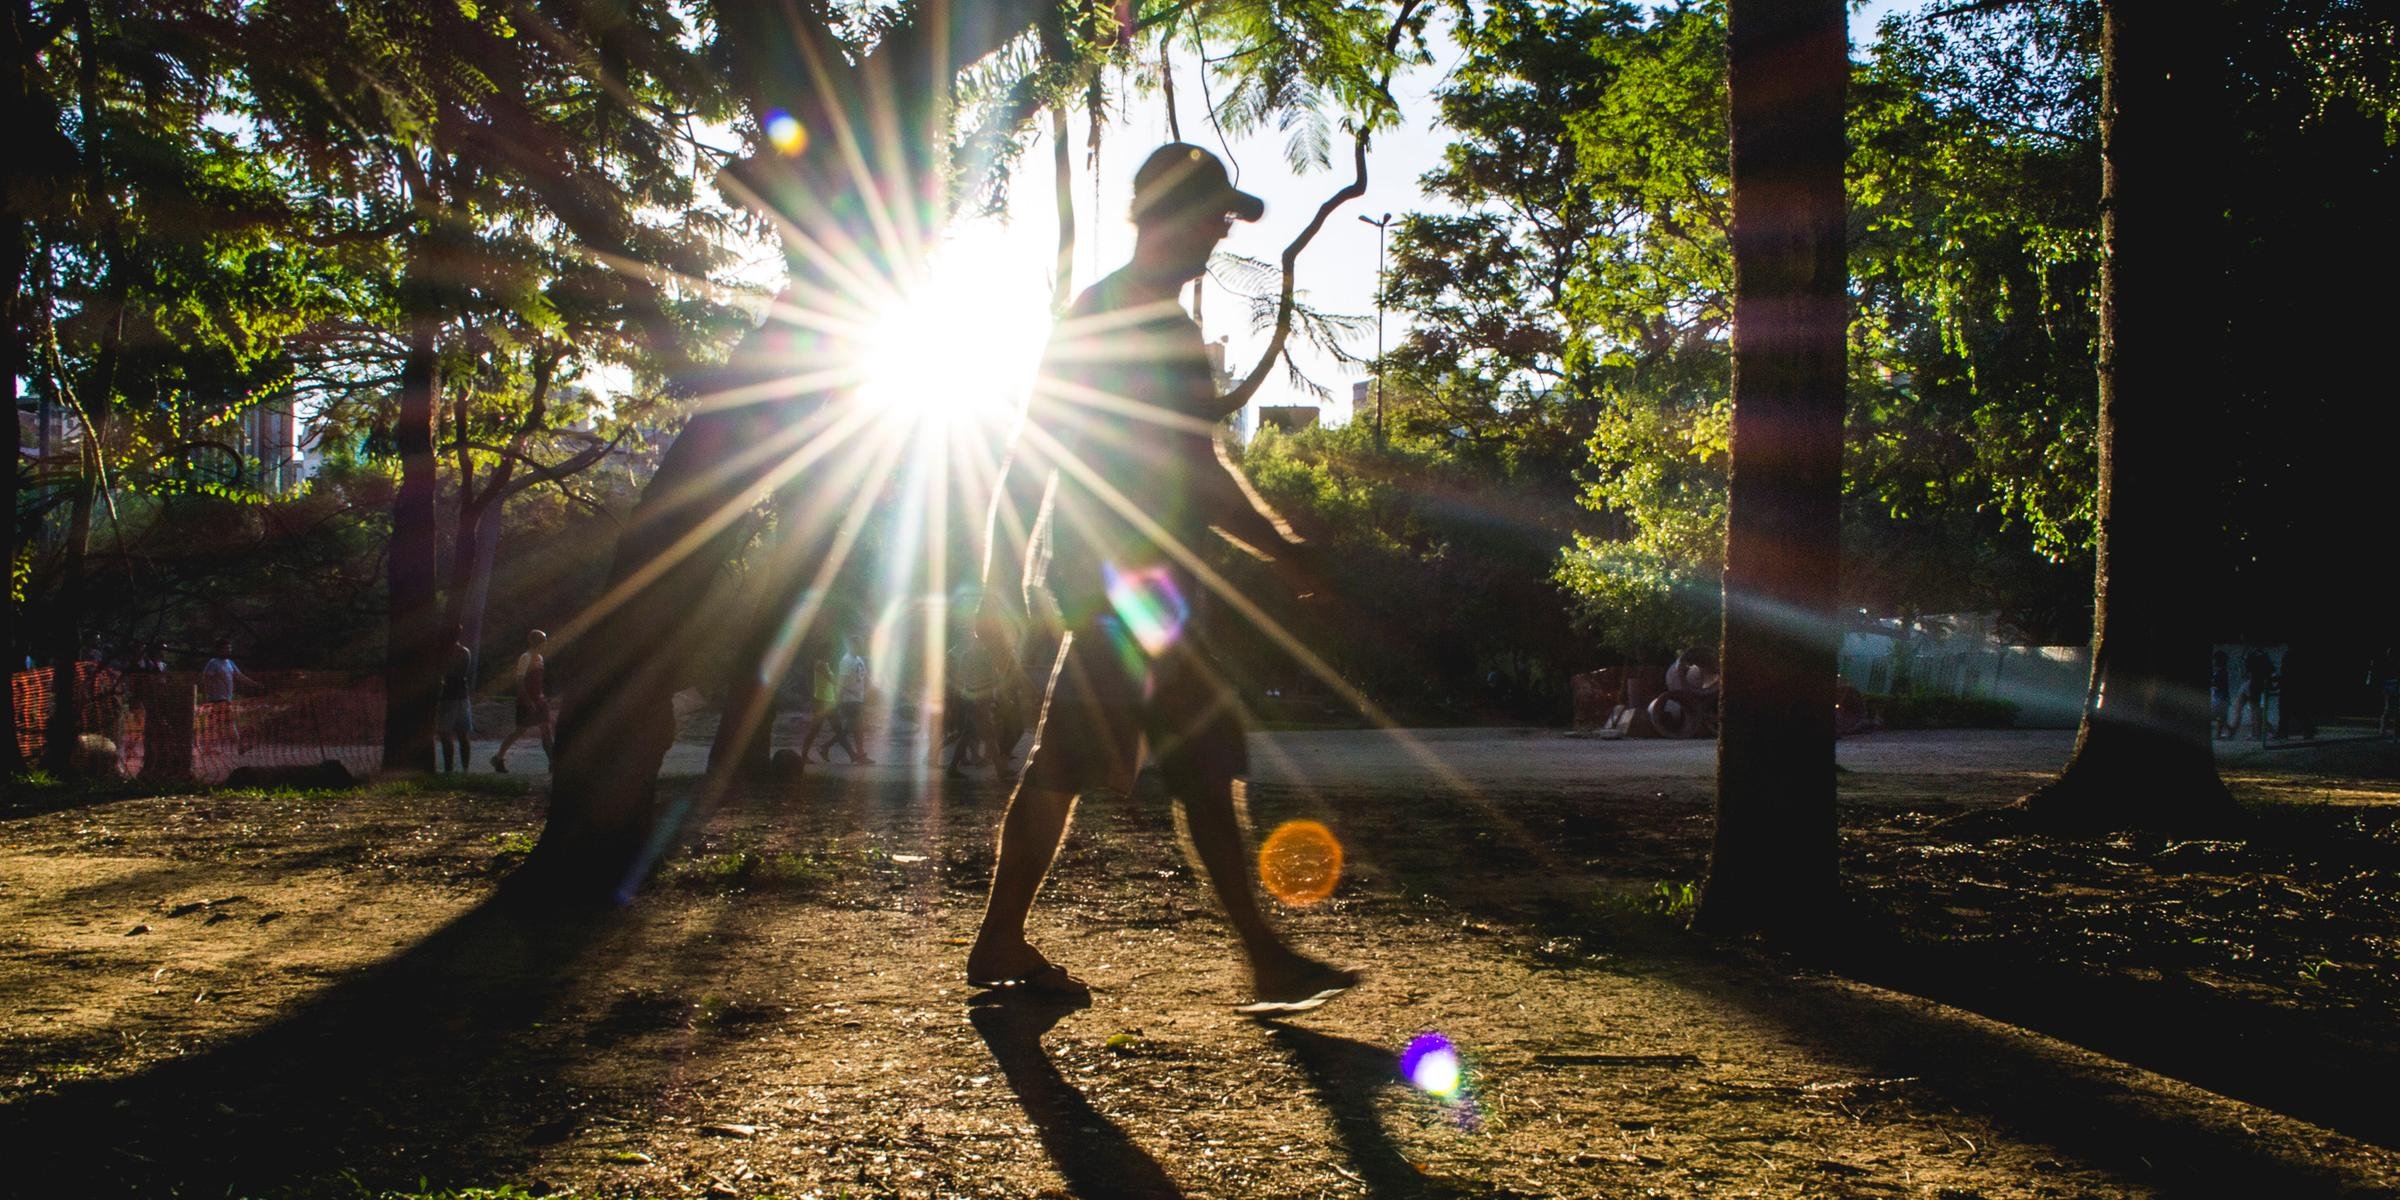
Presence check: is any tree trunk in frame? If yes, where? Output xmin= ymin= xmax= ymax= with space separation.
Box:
xmin=512 ymin=0 xmax=1046 ymax=905
xmin=381 ymin=248 xmax=442 ymax=774
xmin=450 ymin=491 xmax=504 ymax=679
xmin=4 ymin=185 xmax=26 ymax=775
xmin=1695 ymin=0 xmax=1847 ymax=937
xmin=516 ymin=324 xmax=820 ymax=901
xmin=704 ymin=481 xmax=818 ymax=783
xmin=1 ymin=2 xmax=48 ymax=775
xmin=43 ymin=394 xmax=106 ymax=775
xmin=2021 ymin=0 xmax=2238 ymax=831
xmin=1050 ymin=104 xmax=1076 ymax=311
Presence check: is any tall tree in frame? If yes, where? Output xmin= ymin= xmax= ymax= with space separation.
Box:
xmin=2019 ymin=0 xmax=2238 ymax=830
xmin=1694 ymin=0 xmax=1846 ymax=935
xmin=239 ymin=0 xmax=741 ymax=773
xmin=16 ymin=0 xmax=334 ymax=774
xmin=518 ymin=0 xmax=1050 ymax=901
xmin=3 ymin=1 xmax=72 ymax=774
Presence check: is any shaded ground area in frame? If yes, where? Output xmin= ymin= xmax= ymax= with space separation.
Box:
xmin=2 ymin=729 xmax=2397 ymax=1198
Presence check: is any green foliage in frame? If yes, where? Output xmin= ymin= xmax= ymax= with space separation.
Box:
xmin=1234 ymin=419 xmax=1594 ymax=714
xmin=358 ymin=1184 xmax=566 ymax=1200
xmin=1553 ymin=535 xmax=1715 ymax=661
xmin=15 ymin=0 xmax=762 ymax=677
xmin=663 ymin=845 xmax=831 ymax=891
xmin=1380 ymin=0 xmax=2107 ymax=655
xmin=1847 ymin=2 xmax=2104 ymax=566
xmin=1381 ymin=0 xmax=1731 ymax=660
xmin=486 ymin=830 xmax=538 ymax=858
xmin=1593 ymin=877 xmax=1699 ymax=923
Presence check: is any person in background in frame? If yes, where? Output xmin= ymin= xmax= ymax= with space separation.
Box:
xmin=2277 ymin=645 xmax=2313 ymax=740
xmin=136 ymin=642 xmax=169 ymax=674
xmin=832 ymin=638 xmax=873 ymax=765
xmin=2210 ymin=649 xmax=2234 ymax=739
xmin=200 ymin=640 xmax=263 ymax=754
xmin=2373 ymin=647 xmax=2400 ymax=739
xmin=797 ymin=658 xmax=841 ymax=769
xmin=2235 ymin=646 xmax=2275 ymax=743
xmin=200 ymin=640 xmax=259 ymax=703
xmin=946 ymin=629 xmax=1005 ymax=780
xmin=490 ymin=629 xmax=551 ymax=773
xmin=436 ymin=632 xmax=476 ymax=772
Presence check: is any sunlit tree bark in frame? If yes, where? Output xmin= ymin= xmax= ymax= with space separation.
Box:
xmin=381 ymin=220 xmax=444 ymax=775
xmin=1696 ymin=0 xmax=1846 ymax=936
xmin=2021 ymin=0 xmax=2238 ymax=830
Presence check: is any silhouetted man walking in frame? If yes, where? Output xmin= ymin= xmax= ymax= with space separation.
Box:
xmin=968 ymin=143 xmax=1357 ymax=1014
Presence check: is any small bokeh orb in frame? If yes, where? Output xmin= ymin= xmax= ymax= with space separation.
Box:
xmin=765 ymin=109 xmax=808 ymax=157
xmin=1258 ymin=819 xmax=1343 ymax=906
xmin=1400 ymin=1031 xmax=1463 ymax=1098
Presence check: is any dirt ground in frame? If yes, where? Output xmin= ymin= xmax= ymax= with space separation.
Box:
xmin=4 ymin=727 xmax=2399 ymax=1199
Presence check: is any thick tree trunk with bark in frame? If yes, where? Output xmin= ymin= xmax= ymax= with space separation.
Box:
xmin=452 ymin=500 xmax=503 ymax=668
xmin=704 ymin=480 xmax=824 ymax=783
xmin=3 ymin=291 xmax=19 ymax=773
xmin=381 ymin=265 xmax=442 ymax=774
xmin=1 ymin=3 xmax=49 ymax=775
xmin=1695 ymin=0 xmax=1847 ymax=937
xmin=2021 ymin=0 xmax=2238 ymax=831
xmin=512 ymin=0 xmax=1045 ymax=905
xmin=517 ymin=325 xmax=820 ymax=900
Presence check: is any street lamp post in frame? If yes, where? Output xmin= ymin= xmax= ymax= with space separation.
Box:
xmin=1358 ymin=212 xmax=1392 ymax=447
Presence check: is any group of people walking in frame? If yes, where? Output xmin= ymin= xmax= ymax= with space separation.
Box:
xmin=415 ymin=628 xmax=553 ymax=775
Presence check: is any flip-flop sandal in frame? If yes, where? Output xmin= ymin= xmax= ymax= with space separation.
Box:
xmin=1234 ymin=967 xmax=1361 ymax=1017
xmin=968 ymin=962 xmax=1092 ymax=1000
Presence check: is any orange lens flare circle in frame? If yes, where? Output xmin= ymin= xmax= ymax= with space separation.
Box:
xmin=1258 ymin=819 xmax=1344 ymax=907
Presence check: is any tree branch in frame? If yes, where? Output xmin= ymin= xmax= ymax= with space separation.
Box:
xmin=1221 ymin=0 xmax=1425 ymax=409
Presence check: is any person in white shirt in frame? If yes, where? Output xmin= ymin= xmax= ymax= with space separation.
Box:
xmin=825 ymin=641 xmax=873 ymax=764
xmin=199 ymin=640 xmax=259 ymax=703
xmin=199 ymin=640 xmax=263 ymax=754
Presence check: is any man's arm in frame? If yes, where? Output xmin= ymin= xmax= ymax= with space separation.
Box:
xmin=1191 ymin=440 xmax=1337 ymax=603
xmin=981 ymin=432 xmax=1056 ymax=617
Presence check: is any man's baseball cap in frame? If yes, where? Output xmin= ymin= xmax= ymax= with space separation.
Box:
xmin=1130 ymin=143 xmax=1265 ymax=226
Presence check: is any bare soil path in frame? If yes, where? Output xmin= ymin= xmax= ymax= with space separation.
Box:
xmin=3 ymin=729 xmax=2397 ymax=1199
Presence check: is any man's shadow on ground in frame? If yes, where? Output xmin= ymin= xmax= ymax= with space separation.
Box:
xmin=1263 ymin=1023 xmax=1471 ymax=1199
xmin=0 ymin=892 xmax=645 ymax=1196
xmin=968 ymin=995 xmax=1186 ymax=1200
xmin=969 ymin=997 xmax=1468 ymax=1200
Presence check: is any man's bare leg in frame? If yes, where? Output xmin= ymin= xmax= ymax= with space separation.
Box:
xmin=492 ymin=726 xmax=525 ymax=770
xmin=967 ymin=782 xmax=1084 ymax=987
xmin=1177 ymin=774 xmax=1359 ymax=1009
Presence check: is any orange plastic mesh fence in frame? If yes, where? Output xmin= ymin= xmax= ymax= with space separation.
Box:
xmin=12 ymin=665 xmax=384 ymax=784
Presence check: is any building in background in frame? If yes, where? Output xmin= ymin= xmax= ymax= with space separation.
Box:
xmin=239 ymin=398 xmax=309 ymax=495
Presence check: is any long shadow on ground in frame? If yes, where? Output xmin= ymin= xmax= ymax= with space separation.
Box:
xmin=968 ymin=995 xmax=1185 ymax=1200
xmin=1248 ymin=778 xmax=2400 ymax=1186
xmin=0 ymin=892 xmax=624 ymax=1197
xmin=1264 ymin=1025 xmax=1472 ymax=1200
xmin=1677 ymin=956 xmax=2396 ymax=1197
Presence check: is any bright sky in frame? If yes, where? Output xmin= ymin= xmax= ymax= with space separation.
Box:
xmin=960 ymin=0 xmax=1928 ymax=430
